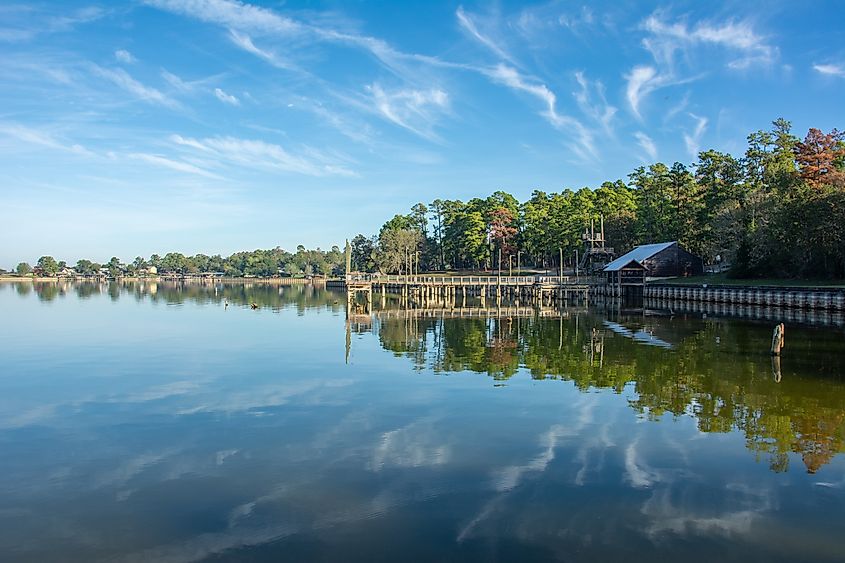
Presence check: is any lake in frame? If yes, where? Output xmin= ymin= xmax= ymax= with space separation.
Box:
xmin=1 ymin=280 xmax=844 ymax=562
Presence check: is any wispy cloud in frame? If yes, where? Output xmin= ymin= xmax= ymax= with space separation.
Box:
xmin=214 ymin=87 xmax=240 ymax=105
xmin=170 ymin=134 xmax=356 ymax=177
xmin=143 ymin=0 xmax=302 ymax=35
xmin=0 ymin=123 xmax=93 ymax=156
xmin=558 ymin=6 xmax=595 ymax=30
xmin=91 ymin=65 xmax=180 ymax=109
xmin=486 ymin=64 xmax=595 ymax=160
xmin=641 ymin=13 xmax=777 ymax=70
xmin=160 ymin=69 xmax=192 ymax=92
xmin=487 ymin=65 xmax=562 ymax=126
xmin=635 ymin=131 xmax=657 ymax=161
xmin=514 ymin=4 xmax=596 ymax=40
xmin=455 ymin=6 xmax=512 ymax=63
xmin=0 ymin=5 xmax=104 ymax=43
xmin=114 ymin=49 xmax=136 ymax=64
xmin=366 ymin=84 xmax=449 ymax=141
xmin=813 ymin=63 xmax=845 ymax=77
xmin=227 ymin=29 xmax=295 ymax=70
xmin=129 ymin=152 xmax=222 ymax=179
xmin=663 ymin=91 xmax=691 ymax=123
xmin=625 ymin=65 xmax=665 ymax=119
xmin=573 ymin=71 xmax=616 ymax=135
xmin=146 ymin=0 xmax=463 ymax=87
xmin=683 ymin=113 xmax=708 ymax=157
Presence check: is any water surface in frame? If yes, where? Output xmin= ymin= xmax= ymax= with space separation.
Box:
xmin=1 ymin=281 xmax=844 ymax=562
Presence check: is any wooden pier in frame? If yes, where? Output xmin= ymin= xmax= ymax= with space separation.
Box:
xmin=345 ymin=274 xmax=591 ymax=312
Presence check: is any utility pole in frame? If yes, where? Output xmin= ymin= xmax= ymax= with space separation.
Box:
xmin=509 ymin=254 xmax=512 ymax=277
xmin=498 ymin=247 xmax=502 ymax=280
xmin=559 ymin=247 xmax=563 ymax=285
xmin=345 ymin=239 xmax=351 ymax=278
xmin=575 ymin=249 xmax=579 ymax=281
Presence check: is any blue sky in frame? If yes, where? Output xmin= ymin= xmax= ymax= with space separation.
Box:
xmin=1 ymin=0 xmax=844 ymax=265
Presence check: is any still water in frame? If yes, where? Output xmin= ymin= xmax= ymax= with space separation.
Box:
xmin=1 ymin=281 xmax=844 ymax=562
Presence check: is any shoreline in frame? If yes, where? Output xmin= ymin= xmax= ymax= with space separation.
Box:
xmin=0 ymin=276 xmax=318 ymax=284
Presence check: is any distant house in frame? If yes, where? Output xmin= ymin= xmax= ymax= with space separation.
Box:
xmin=603 ymin=241 xmax=703 ymax=288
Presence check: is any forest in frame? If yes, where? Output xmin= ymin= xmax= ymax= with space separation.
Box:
xmin=355 ymin=119 xmax=845 ymax=279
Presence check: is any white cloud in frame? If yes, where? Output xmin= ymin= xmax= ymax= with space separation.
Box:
xmin=130 ymin=152 xmax=221 ymax=179
xmin=559 ymin=6 xmax=594 ymax=30
xmin=663 ymin=91 xmax=691 ymax=123
xmin=683 ymin=113 xmax=708 ymax=157
xmin=0 ymin=5 xmax=104 ymax=43
xmin=92 ymin=65 xmax=179 ymax=109
xmin=487 ymin=64 xmax=560 ymax=126
xmin=114 ymin=49 xmax=136 ymax=64
xmin=625 ymin=65 xmax=664 ymax=119
xmin=160 ymin=69 xmax=190 ymax=92
xmin=641 ymin=13 xmax=776 ymax=70
xmin=635 ymin=132 xmax=657 ymax=161
xmin=171 ymin=134 xmax=356 ymax=177
xmin=143 ymin=0 xmax=302 ymax=35
xmin=573 ymin=71 xmax=616 ymax=135
xmin=487 ymin=64 xmax=596 ymax=160
xmin=146 ymin=0 xmax=462 ymax=85
xmin=214 ymin=87 xmax=240 ymax=105
xmin=366 ymin=84 xmax=449 ymax=140
xmin=227 ymin=29 xmax=295 ymax=70
xmin=813 ymin=63 xmax=845 ymax=77
xmin=0 ymin=123 xmax=92 ymax=156
xmin=456 ymin=6 xmax=512 ymax=62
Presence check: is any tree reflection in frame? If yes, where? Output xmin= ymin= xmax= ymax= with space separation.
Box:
xmin=375 ymin=309 xmax=845 ymax=474
xmin=14 ymin=279 xmax=348 ymax=313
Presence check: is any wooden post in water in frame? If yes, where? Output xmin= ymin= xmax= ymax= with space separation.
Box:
xmin=770 ymin=323 xmax=785 ymax=356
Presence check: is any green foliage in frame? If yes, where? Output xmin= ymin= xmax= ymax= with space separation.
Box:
xmin=16 ymin=262 xmax=32 ymax=275
xmin=20 ymin=246 xmax=344 ymax=279
xmin=351 ymin=234 xmax=376 ymax=272
xmin=371 ymin=119 xmax=844 ymax=279
xmin=36 ymin=256 xmax=59 ymax=276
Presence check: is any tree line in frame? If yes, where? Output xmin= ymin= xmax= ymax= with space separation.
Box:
xmin=8 ymin=119 xmax=843 ymax=281
xmin=354 ymin=119 xmax=844 ymax=279
xmin=10 ymin=246 xmax=346 ymax=278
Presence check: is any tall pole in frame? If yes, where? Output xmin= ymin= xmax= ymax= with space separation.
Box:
xmin=600 ymin=215 xmax=605 ymax=246
xmin=344 ymin=239 xmax=351 ymax=278
xmin=575 ymin=249 xmax=579 ymax=281
xmin=498 ymin=247 xmax=502 ymax=280
xmin=517 ymin=251 xmax=521 ymax=276
xmin=509 ymin=254 xmax=512 ymax=277
xmin=559 ymin=247 xmax=563 ymax=285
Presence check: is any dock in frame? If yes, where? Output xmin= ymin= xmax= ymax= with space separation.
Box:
xmin=345 ymin=274 xmax=591 ymax=311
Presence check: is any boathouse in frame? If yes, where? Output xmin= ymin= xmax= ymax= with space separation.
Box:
xmin=603 ymin=242 xmax=703 ymax=296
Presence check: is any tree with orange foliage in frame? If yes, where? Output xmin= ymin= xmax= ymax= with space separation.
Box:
xmin=793 ymin=127 xmax=845 ymax=188
xmin=488 ymin=207 xmax=518 ymax=257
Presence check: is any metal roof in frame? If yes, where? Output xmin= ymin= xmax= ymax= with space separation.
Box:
xmin=603 ymin=242 xmax=676 ymax=272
